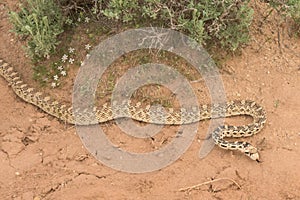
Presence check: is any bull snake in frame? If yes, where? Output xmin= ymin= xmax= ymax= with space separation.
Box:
xmin=0 ymin=59 xmax=266 ymax=161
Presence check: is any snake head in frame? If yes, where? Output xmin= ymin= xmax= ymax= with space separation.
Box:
xmin=244 ymin=146 xmax=260 ymax=162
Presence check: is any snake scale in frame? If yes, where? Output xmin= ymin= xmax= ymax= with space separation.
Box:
xmin=0 ymin=59 xmax=266 ymax=161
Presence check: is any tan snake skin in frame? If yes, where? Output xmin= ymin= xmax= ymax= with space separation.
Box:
xmin=0 ymin=59 xmax=266 ymax=161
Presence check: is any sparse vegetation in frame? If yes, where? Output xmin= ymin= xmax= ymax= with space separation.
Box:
xmin=99 ymin=0 xmax=254 ymax=51
xmin=9 ymin=0 xmax=64 ymax=60
xmin=268 ymin=0 xmax=300 ymax=30
xmin=7 ymin=0 xmax=300 ymax=88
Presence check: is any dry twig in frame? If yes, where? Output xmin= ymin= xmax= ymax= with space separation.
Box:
xmin=179 ymin=177 xmax=241 ymax=192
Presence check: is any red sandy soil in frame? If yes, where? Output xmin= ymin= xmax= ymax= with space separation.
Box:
xmin=0 ymin=1 xmax=299 ymax=199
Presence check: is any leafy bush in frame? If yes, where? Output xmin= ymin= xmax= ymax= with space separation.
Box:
xmin=98 ymin=0 xmax=254 ymax=51
xmin=101 ymin=0 xmax=139 ymax=22
xmin=9 ymin=0 xmax=64 ymax=60
xmin=268 ymin=0 xmax=300 ymax=26
xmin=284 ymin=0 xmax=300 ymax=26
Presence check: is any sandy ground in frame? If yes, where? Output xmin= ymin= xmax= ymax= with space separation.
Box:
xmin=0 ymin=1 xmax=300 ymax=199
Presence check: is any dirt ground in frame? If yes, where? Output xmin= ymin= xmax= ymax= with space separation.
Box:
xmin=0 ymin=1 xmax=300 ymax=200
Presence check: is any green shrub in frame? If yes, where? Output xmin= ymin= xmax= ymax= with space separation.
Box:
xmin=9 ymin=0 xmax=64 ymax=60
xmin=99 ymin=0 xmax=254 ymax=51
xmin=101 ymin=0 xmax=139 ymax=22
xmin=268 ymin=0 xmax=300 ymax=26
xmin=284 ymin=0 xmax=300 ymax=25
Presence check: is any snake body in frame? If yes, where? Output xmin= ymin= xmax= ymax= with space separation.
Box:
xmin=0 ymin=59 xmax=266 ymax=161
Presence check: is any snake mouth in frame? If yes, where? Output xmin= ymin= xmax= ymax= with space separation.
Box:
xmin=244 ymin=151 xmax=260 ymax=162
